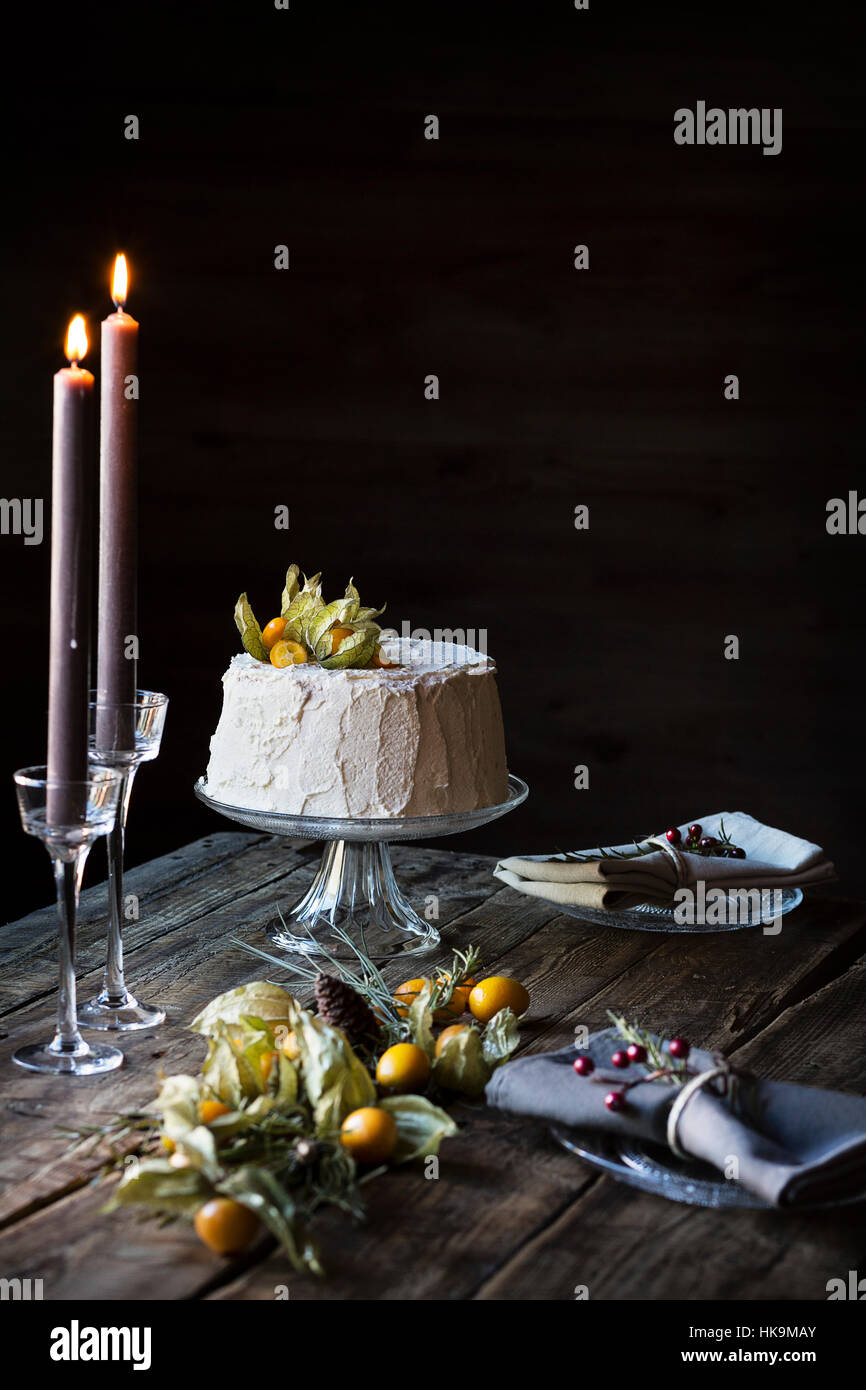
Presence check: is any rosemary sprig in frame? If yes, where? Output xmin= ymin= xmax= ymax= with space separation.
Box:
xmin=606 ymin=1011 xmax=690 ymax=1083
xmin=228 ymin=925 xmax=407 ymax=1043
xmin=564 ymin=818 xmax=745 ymax=865
xmin=57 ymin=1113 xmax=163 ymax=1180
xmin=565 ymin=837 xmax=660 ymax=864
xmin=228 ymin=927 xmax=483 ymax=1041
xmin=426 ymin=944 xmax=482 ymax=1016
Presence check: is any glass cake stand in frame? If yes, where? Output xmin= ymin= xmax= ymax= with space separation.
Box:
xmin=194 ymin=774 xmax=528 ymax=959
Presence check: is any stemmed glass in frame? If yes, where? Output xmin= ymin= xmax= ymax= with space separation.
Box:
xmin=78 ymin=690 xmax=169 ymax=1030
xmin=12 ymin=766 xmax=123 ymax=1074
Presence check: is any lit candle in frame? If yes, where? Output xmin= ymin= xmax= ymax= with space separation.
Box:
xmin=47 ymin=316 xmax=95 ymax=825
xmin=96 ymin=254 xmax=138 ymax=750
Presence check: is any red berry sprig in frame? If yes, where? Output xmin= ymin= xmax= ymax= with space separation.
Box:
xmin=573 ymin=1020 xmax=698 ymax=1113
xmin=665 ymin=821 xmax=746 ymax=859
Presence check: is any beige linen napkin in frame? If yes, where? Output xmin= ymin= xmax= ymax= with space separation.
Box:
xmin=493 ymin=811 xmax=835 ymax=911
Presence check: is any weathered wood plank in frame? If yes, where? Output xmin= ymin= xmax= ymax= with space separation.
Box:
xmin=0 ymin=1179 xmax=265 ymax=1302
xmin=0 ymin=850 xmax=560 ymax=1230
xmin=4 ymin=836 xmax=517 ymax=1022
xmin=0 ymin=842 xmax=493 ymax=1019
xmin=201 ymin=900 xmax=866 ymax=1301
xmin=204 ymin=902 xmax=866 ymax=1300
xmin=1 ymin=831 xmax=261 ymax=948
xmin=213 ymin=1103 xmax=593 ymax=1301
xmin=475 ymin=955 xmax=866 ymax=1300
xmin=519 ymin=897 xmax=866 ymax=1061
xmin=2 ymin=846 xmax=862 ymax=1301
xmin=0 ymin=869 xmax=658 ymax=1278
xmin=0 ymin=832 xmax=291 ymax=1014
xmin=0 ymin=1102 xmax=592 ymax=1303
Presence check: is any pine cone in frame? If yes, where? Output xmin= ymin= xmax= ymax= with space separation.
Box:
xmin=314 ymin=973 xmax=379 ymax=1047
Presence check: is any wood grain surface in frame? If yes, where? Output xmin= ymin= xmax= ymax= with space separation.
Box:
xmin=1 ymin=834 xmax=863 ymax=1300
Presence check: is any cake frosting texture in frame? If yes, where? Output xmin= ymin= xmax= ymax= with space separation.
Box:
xmin=205 ymin=638 xmax=509 ymax=818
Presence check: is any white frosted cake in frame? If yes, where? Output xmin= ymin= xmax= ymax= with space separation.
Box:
xmin=205 ymin=637 xmax=509 ymax=819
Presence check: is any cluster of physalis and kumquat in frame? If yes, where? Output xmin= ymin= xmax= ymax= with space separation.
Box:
xmin=63 ymin=932 xmax=530 ymax=1276
xmin=235 ymin=564 xmax=398 ymax=671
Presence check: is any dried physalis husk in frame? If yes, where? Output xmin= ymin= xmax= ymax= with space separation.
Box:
xmin=239 ymin=571 xmax=385 ymax=668
xmin=432 ymin=1024 xmax=490 ymax=1098
xmin=307 ymin=579 xmax=386 ymax=668
xmin=317 ymin=626 xmax=380 ymax=669
xmin=282 ymin=571 xmax=324 ymax=644
xmin=234 ymin=593 xmax=269 ymax=662
xmin=343 ymin=578 xmax=362 ymax=614
xmin=280 ymin=564 xmax=301 ymax=615
xmin=306 ymin=581 xmax=362 ymax=653
xmin=355 ymin=602 xmax=386 ymax=629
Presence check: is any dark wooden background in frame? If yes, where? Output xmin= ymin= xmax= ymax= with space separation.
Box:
xmin=1 ymin=3 xmax=862 ymax=924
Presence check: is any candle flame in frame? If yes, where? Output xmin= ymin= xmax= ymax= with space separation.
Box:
xmin=112 ymin=253 xmax=129 ymax=308
xmin=65 ymin=315 xmax=88 ymax=365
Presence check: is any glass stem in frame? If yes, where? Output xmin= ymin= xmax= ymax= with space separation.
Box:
xmin=52 ymin=850 xmax=89 ymax=1052
xmin=102 ymin=766 xmax=137 ymax=1005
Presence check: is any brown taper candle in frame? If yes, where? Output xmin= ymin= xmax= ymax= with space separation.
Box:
xmin=96 ymin=254 xmax=138 ymax=751
xmin=47 ymin=316 xmax=94 ymax=825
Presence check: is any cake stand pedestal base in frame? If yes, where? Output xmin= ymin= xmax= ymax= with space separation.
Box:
xmin=269 ymin=839 xmax=438 ymax=957
xmin=194 ymin=775 xmax=528 ymax=961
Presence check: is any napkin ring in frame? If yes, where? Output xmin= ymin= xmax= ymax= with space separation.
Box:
xmin=666 ymin=1065 xmax=732 ymax=1160
xmin=646 ymin=835 xmax=689 ymax=887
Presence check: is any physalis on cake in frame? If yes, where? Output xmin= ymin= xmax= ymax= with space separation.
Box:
xmin=234 ymin=564 xmax=395 ymax=670
xmin=213 ymin=565 xmax=509 ymax=818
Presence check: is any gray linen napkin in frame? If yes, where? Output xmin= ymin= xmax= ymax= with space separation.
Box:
xmin=493 ymin=811 xmax=835 ymax=911
xmin=485 ymin=1031 xmax=866 ymax=1207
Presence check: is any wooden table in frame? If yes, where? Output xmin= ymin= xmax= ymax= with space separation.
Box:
xmin=2 ymin=833 xmax=865 ymax=1301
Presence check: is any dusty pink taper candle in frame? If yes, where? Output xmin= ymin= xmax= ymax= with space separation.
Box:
xmin=47 ymin=315 xmax=94 ymax=825
xmin=96 ymin=254 xmax=138 ymax=750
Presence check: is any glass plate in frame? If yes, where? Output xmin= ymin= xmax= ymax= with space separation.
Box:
xmin=553 ymin=1127 xmax=771 ymax=1208
xmin=552 ymin=1127 xmax=866 ymax=1211
xmin=538 ymin=885 xmax=804 ymax=933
